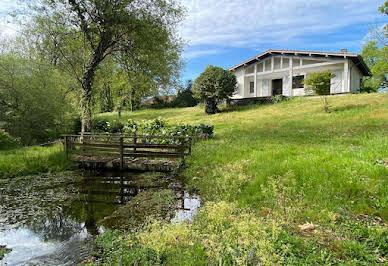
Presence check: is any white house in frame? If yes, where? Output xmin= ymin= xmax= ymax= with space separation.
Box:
xmin=229 ymin=49 xmax=371 ymax=99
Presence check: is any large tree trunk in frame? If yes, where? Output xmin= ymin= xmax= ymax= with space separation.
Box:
xmin=80 ymin=63 xmax=97 ymax=135
xmin=205 ymin=98 xmax=218 ymax=114
xmin=80 ymin=38 xmax=111 ymax=135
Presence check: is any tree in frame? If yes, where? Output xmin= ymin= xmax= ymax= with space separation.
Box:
xmin=303 ymin=70 xmax=335 ymax=113
xmin=0 ymin=54 xmax=70 ymax=144
xmin=361 ymin=41 xmax=381 ymax=92
xmin=29 ymin=0 xmax=184 ymax=134
xmin=172 ymin=80 xmax=198 ymax=108
xmin=193 ymin=65 xmax=237 ymax=114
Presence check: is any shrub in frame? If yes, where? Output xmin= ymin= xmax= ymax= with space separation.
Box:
xmin=304 ymin=70 xmax=335 ymax=113
xmin=0 ymin=130 xmax=19 ymax=150
xmin=193 ymin=65 xmax=237 ymax=114
xmin=91 ymin=117 xmax=214 ymax=141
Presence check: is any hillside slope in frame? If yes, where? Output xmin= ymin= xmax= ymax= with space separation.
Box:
xmin=96 ymin=94 xmax=388 ymax=264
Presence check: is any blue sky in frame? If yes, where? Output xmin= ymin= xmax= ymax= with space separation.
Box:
xmin=1 ymin=0 xmax=387 ymax=82
xmin=179 ymin=0 xmax=388 ymax=81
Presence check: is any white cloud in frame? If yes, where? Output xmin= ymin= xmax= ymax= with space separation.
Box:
xmin=183 ymin=48 xmax=224 ymax=60
xmin=180 ymin=0 xmax=384 ymax=52
xmin=0 ymin=0 xmax=21 ymax=36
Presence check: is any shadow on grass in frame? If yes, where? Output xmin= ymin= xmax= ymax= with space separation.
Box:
xmin=331 ymin=104 xmax=370 ymax=112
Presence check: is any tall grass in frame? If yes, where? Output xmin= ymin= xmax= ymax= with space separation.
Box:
xmin=0 ymin=144 xmax=74 ymax=178
xmin=91 ymin=94 xmax=388 ymax=264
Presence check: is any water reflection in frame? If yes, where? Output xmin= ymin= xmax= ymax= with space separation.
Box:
xmin=0 ymin=171 xmax=200 ymax=265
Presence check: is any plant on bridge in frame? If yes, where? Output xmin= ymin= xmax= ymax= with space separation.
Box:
xmin=193 ymin=65 xmax=237 ymax=114
xmin=91 ymin=117 xmax=214 ymax=144
xmin=303 ymin=70 xmax=335 ymax=113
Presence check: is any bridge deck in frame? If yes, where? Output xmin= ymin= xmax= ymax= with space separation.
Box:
xmin=63 ymin=134 xmax=192 ymax=172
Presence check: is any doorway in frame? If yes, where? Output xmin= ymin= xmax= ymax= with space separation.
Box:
xmin=272 ymin=79 xmax=283 ymax=96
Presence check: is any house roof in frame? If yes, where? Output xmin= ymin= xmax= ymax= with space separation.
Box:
xmin=228 ymin=49 xmax=371 ymax=76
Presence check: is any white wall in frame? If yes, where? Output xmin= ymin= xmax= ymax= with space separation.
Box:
xmin=232 ymin=69 xmax=245 ymax=98
xmin=350 ymin=61 xmax=363 ymax=93
xmin=231 ymin=56 xmax=361 ymax=99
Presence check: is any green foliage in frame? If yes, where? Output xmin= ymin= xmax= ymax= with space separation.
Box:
xmin=380 ymin=0 xmax=388 ymax=15
xmin=29 ymin=0 xmax=185 ymax=132
xmin=0 ymin=144 xmax=74 ymax=178
xmin=303 ymin=70 xmax=335 ymax=95
xmin=91 ymin=117 xmax=214 ymax=141
xmin=92 ymin=93 xmax=388 ymax=264
xmin=303 ymin=71 xmax=335 ymax=112
xmin=0 ymin=246 xmax=11 ymax=260
xmin=171 ymin=80 xmax=198 ymax=108
xmin=0 ymin=54 xmax=72 ymax=145
xmin=0 ymin=130 xmax=19 ymax=150
xmin=193 ymin=65 xmax=237 ymax=114
xmin=361 ymin=41 xmax=388 ymax=92
xmin=379 ymin=1 xmax=388 ymax=37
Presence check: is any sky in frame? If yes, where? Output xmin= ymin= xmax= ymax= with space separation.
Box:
xmin=1 ymin=0 xmax=387 ymax=82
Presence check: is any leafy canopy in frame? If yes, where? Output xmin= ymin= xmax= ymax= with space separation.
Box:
xmin=303 ymin=70 xmax=335 ymax=96
xmin=29 ymin=0 xmax=185 ymax=132
xmin=193 ymin=65 xmax=236 ymax=114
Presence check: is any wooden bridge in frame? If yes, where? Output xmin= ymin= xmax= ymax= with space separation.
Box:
xmin=63 ymin=134 xmax=193 ymax=172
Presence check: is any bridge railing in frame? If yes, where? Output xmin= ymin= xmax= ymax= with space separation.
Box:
xmin=62 ymin=133 xmax=192 ymax=169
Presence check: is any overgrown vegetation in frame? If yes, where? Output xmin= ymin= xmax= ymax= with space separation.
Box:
xmin=91 ymin=94 xmax=388 ymax=264
xmin=304 ymin=70 xmax=335 ymax=113
xmin=361 ymin=1 xmax=388 ymax=92
xmin=0 ymin=130 xmax=19 ymax=150
xmin=193 ymin=65 xmax=237 ymax=114
xmin=91 ymin=117 xmax=214 ymax=141
xmin=0 ymin=144 xmax=74 ymax=179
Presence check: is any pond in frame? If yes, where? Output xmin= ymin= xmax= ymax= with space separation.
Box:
xmin=0 ymin=171 xmax=200 ymax=265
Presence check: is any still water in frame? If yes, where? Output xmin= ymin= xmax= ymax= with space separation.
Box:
xmin=0 ymin=171 xmax=200 ymax=265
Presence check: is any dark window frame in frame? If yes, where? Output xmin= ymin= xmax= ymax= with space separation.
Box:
xmin=292 ymin=75 xmax=304 ymax=89
xmin=249 ymin=82 xmax=255 ymax=93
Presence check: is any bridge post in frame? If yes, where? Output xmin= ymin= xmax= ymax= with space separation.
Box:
xmin=133 ymin=133 xmax=137 ymax=153
xmin=120 ymin=136 xmax=124 ymax=170
xmin=64 ymin=136 xmax=68 ymax=158
xmin=188 ymin=137 xmax=192 ymax=155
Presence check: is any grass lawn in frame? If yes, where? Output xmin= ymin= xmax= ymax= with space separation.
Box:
xmin=0 ymin=144 xmax=74 ymax=178
xmin=41 ymin=94 xmax=388 ymax=264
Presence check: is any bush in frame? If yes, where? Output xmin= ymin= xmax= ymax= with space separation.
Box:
xmin=0 ymin=130 xmax=19 ymax=150
xmin=193 ymin=65 xmax=237 ymax=114
xmin=91 ymin=117 xmax=214 ymax=141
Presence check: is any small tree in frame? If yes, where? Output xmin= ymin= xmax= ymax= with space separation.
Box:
xmin=193 ymin=65 xmax=237 ymax=114
xmin=303 ymin=70 xmax=335 ymax=113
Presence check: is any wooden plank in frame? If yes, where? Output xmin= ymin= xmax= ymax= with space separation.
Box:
xmin=123 ymin=152 xmax=184 ymax=158
xmin=69 ymin=142 xmax=188 ymax=151
xmin=72 ymin=150 xmax=120 ymax=156
xmin=62 ymin=134 xmax=192 ymax=140
xmin=123 ymin=143 xmax=183 ymax=149
xmin=64 ymin=136 xmax=68 ymax=158
xmin=120 ymin=137 xmax=124 ymax=170
xmin=69 ymin=143 xmax=120 ymax=148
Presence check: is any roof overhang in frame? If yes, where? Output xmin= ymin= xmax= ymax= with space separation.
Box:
xmin=228 ymin=49 xmax=371 ymax=76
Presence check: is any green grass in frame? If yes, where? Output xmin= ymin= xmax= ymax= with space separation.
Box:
xmin=0 ymin=144 xmax=75 ymax=178
xmin=68 ymin=94 xmax=388 ymax=264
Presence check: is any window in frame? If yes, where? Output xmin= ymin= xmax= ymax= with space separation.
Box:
xmin=292 ymin=58 xmax=301 ymax=67
xmin=274 ymin=58 xmax=281 ymax=70
xmin=257 ymin=63 xmax=263 ymax=72
xmin=292 ymin=75 xmax=304 ymax=89
xmin=250 ymin=82 xmax=255 ymax=93
xmin=265 ymin=60 xmax=271 ymax=71
xmin=282 ymin=58 xmax=289 ymax=69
